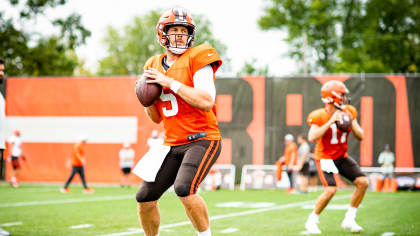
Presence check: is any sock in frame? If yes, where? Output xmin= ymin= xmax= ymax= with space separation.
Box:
xmin=198 ymin=227 xmax=211 ymax=236
xmin=345 ymin=206 xmax=357 ymax=219
xmin=309 ymin=211 xmax=319 ymax=222
xmin=11 ymin=176 xmax=16 ymax=183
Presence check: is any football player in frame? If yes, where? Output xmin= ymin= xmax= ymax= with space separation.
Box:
xmin=8 ymin=130 xmax=26 ymax=188
xmin=304 ymin=80 xmax=369 ymax=234
xmin=135 ymin=8 xmax=222 ymax=236
xmin=119 ymin=142 xmax=134 ymax=187
xmin=60 ymin=135 xmax=94 ymax=194
xmin=278 ymin=134 xmax=298 ymax=193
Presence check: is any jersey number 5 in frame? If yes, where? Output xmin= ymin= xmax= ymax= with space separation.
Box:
xmin=161 ymin=91 xmax=178 ymax=117
xmin=330 ymin=123 xmax=347 ymax=144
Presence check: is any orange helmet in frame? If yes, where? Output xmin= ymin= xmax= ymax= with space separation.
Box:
xmin=13 ymin=130 xmax=20 ymax=136
xmin=321 ymin=80 xmax=349 ymax=109
xmin=156 ymin=8 xmax=195 ymax=54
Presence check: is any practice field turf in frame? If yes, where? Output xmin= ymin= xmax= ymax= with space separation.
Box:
xmin=1 ymin=184 xmax=419 ymax=235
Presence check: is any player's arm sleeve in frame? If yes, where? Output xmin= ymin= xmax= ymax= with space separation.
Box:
xmin=193 ymin=65 xmax=216 ymax=101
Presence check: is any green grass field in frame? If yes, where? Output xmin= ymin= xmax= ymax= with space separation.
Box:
xmin=1 ymin=184 xmax=419 ymax=235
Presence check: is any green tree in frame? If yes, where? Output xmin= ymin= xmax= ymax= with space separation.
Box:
xmin=237 ymin=58 xmax=269 ymax=77
xmin=336 ymin=0 xmax=420 ymax=73
xmin=98 ymin=10 xmax=227 ymax=76
xmin=0 ymin=0 xmax=90 ymax=76
xmin=258 ymin=0 xmax=420 ymax=73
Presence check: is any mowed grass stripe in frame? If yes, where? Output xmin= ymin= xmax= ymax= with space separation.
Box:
xmin=102 ymin=194 xmax=353 ymax=236
xmin=0 ymin=195 xmax=134 ymax=207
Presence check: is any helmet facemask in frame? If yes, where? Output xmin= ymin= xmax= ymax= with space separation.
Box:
xmin=162 ymin=24 xmax=195 ymax=54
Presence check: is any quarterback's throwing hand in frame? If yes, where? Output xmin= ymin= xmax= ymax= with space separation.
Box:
xmin=144 ymin=68 xmax=173 ymax=88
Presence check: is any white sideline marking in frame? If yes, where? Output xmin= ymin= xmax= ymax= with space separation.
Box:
xmin=302 ymin=204 xmax=350 ymax=210
xmin=216 ymin=201 xmax=276 ymax=208
xmin=70 ymin=224 xmax=93 ymax=229
xmin=18 ymin=188 xmax=62 ymax=193
xmin=102 ymin=194 xmax=352 ymax=236
xmin=220 ymin=227 xmax=239 ymax=233
xmin=1 ymin=222 xmax=23 ymax=227
xmin=0 ymin=195 xmax=133 ymax=207
xmin=381 ymin=233 xmax=395 ymax=236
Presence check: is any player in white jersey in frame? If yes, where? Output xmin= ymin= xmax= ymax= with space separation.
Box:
xmin=146 ymin=130 xmax=164 ymax=150
xmin=8 ymin=130 xmax=25 ymax=187
xmin=119 ymin=142 xmax=135 ymax=187
xmin=378 ymin=144 xmax=395 ymax=192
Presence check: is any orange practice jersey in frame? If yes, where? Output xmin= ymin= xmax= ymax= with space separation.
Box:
xmin=144 ymin=44 xmax=223 ymax=146
xmin=307 ymin=105 xmax=358 ymax=160
xmin=284 ymin=142 xmax=298 ymax=165
xmin=71 ymin=143 xmax=84 ymax=166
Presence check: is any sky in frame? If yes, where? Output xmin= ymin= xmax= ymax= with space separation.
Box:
xmin=4 ymin=0 xmax=298 ymax=77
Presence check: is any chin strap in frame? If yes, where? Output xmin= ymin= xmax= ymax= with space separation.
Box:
xmin=168 ymin=47 xmax=187 ymax=54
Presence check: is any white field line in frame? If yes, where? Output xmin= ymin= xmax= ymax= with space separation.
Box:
xmin=14 ymin=188 xmax=62 ymax=193
xmin=70 ymin=224 xmax=94 ymax=229
xmin=381 ymin=233 xmax=395 ymax=236
xmin=1 ymin=222 xmax=23 ymax=227
xmin=102 ymin=194 xmax=352 ymax=236
xmin=220 ymin=227 xmax=239 ymax=233
xmin=0 ymin=195 xmax=133 ymax=207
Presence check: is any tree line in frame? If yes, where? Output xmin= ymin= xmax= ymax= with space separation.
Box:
xmin=1 ymin=0 xmax=418 ymax=77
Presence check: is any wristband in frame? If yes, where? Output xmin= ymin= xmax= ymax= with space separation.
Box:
xmin=170 ymin=80 xmax=182 ymax=94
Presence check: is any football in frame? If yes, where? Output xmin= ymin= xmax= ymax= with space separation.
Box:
xmin=135 ymin=75 xmax=162 ymax=107
xmin=336 ymin=112 xmax=352 ymax=132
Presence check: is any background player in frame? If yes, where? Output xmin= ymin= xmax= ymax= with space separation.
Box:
xmin=119 ymin=142 xmax=134 ymax=187
xmin=146 ymin=130 xmax=163 ymax=151
xmin=378 ymin=144 xmax=395 ymax=192
xmin=297 ymin=134 xmax=310 ymax=193
xmin=304 ymin=80 xmax=369 ymax=234
xmin=135 ymin=8 xmax=222 ymax=236
xmin=61 ymin=135 xmax=94 ymax=194
xmin=8 ymin=130 xmax=25 ymax=188
xmin=278 ymin=134 xmax=298 ymax=193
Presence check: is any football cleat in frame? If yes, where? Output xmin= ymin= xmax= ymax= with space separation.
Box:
xmin=305 ymin=218 xmax=321 ymax=234
xmin=60 ymin=187 xmax=71 ymax=193
xmin=285 ymin=187 xmax=296 ymax=194
xmin=341 ymin=218 xmax=363 ymax=233
xmin=83 ymin=188 xmax=95 ymax=194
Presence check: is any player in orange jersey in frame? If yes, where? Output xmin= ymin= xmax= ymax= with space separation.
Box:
xmin=61 ymin=135 xmax=94 ymax=194
xmin=278 ymin=134 xmax=298 ymax=193
xmin=304 ymin=80 xmax=369 ymax=234
xmin=135 ymin=8 xmax=222 ymax=236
